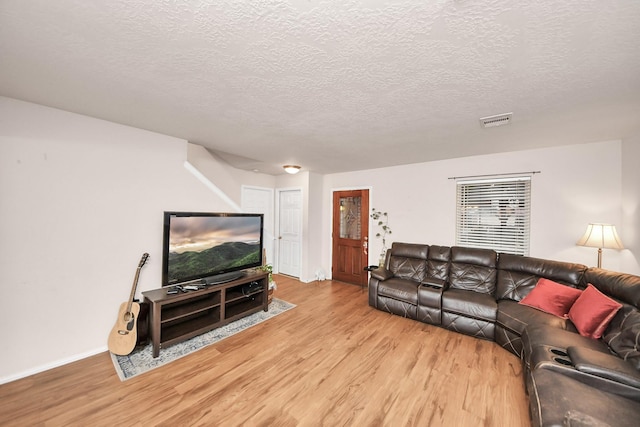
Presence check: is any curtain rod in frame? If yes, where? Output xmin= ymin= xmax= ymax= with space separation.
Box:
xmin=448 ymin=171 xmax=541 ymax=180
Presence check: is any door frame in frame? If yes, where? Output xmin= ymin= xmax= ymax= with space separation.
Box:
xmin=330 ymin=186 xmax=373 ymax=281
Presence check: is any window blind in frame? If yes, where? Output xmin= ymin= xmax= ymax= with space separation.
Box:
xmin=455 ymin=176 xmax=531 ymax=256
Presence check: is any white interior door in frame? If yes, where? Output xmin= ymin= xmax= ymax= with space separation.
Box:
xmin=277 ymin=188 xmax=302 ymax=277
xmin=241 ymin=186 xmax=275 ymax=265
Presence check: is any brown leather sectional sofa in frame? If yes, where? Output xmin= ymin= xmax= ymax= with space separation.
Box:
xmin=369 ymin=242 xmax=640 ymax=427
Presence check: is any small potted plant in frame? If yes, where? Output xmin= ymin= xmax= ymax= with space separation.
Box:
xmin=257 ymin=264 xmax=276 ymax=304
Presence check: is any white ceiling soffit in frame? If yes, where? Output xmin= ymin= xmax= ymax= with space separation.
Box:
xmin=1 ymin=1 xmax=639 ymax=175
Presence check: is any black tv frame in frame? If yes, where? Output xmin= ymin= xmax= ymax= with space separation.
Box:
xmin=161 ymin=211 xmax=264 ymax=287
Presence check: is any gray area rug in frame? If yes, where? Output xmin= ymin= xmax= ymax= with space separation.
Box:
xmin=111 ymin=298 xmax=296 ymax=381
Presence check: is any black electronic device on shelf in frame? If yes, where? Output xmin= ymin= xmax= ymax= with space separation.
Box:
xmin=241 ymin=281 xmax=263 ymax=297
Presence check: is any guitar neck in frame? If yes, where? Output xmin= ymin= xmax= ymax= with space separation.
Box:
xmin=125 ymin=268 xmax=142 ymax=312
xmin=125 ymin=253 xmax=149 ymax=313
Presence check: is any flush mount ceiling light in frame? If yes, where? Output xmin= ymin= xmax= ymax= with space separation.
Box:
xmin=283 ymin=165 xmax=301 ymax=174
xmin=479 ymin=112 xmax=513 ymax=128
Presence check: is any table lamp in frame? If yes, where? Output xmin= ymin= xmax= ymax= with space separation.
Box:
xmin=576 ymin=223 xmax=624 ymax=268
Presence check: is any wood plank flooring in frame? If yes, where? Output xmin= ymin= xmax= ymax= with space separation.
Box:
xmin=0 ymin=276 xmax=530 ymax=426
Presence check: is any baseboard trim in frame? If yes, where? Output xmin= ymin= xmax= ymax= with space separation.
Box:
xmin=0 ymin=346 xmax=107 ymax=385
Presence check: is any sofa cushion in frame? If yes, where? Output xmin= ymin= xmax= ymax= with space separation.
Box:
xmin=388 ymin=242 xmax=428 ymax=282
xmin=449 ymin=246 xmax=497 ymax=294
xmin=496 ymin=300 xmax=572 ymax=357
xmin=603 ymin=304 xmax=640 ymax=370
xmin=389 ymin=242 xmax=429 ymax=259
xmin=498 ymin=300 xmax=572 ymax=336
xmin=378 ymin=278 xmax=419 ymax=304
xmin=450 ymin=262 xmax=497 ymax=294
xmin=518 ymin=278 xmax=583 ymax=318
xmin=496 ymin=253 xmax=586 ymax=301
xmin=496 ymin=268 xmax=539 ymax=302
xmin=442 ymin=288 xmax=497 ymax=321
xmin=377 ymin=296 xmax=418 ymax=319
xmin=389 ymin=257 xmax=427 ymax=282
xmin=427 ymin=245 xmax=450 ymax=281
xmin=569 ymin=284 xmax=622 ymax=339
xmin=442 ymin=311 xmax=495 ymax=340
xmin=584 ymin=267 xmax=640 ymax=308
xmin=451 ymin=246 xmax=497 ymax=268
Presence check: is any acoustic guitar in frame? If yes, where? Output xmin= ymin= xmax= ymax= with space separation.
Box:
xmin=108 ymin=253 xmax=149 ymax=356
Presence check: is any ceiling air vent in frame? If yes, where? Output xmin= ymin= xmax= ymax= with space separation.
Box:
xmin=479 ymin=112 xmax=513 ymax=128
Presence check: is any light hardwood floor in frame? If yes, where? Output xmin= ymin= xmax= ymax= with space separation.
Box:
xmin=0 ymin=276 xmax=530 ymax=426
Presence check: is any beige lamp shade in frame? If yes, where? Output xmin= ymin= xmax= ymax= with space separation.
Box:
xmin=576 ymin=223 xmax=624 ymax=249
xmin=576 ymin=223 xmax=624 ymax=268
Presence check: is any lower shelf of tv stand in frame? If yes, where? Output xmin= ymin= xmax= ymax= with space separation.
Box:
xmin=143 ymin=271 xmax=269 ymax=358
xmin=161 ymin=309 xmax=221 ymax=344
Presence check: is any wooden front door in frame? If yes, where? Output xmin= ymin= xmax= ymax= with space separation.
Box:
xmin=332 ymin=189 xmax=369 ymax=286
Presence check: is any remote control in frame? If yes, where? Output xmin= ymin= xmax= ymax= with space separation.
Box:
xmin=182 ymin=285 xmax=200 ymax=291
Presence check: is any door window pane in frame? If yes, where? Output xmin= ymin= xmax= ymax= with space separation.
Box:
xmin=339 ymin=196 xmax=361 ymax=239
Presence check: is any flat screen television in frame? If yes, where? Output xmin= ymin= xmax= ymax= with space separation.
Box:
xmin=161 ymin=211 xmax=264 ymax=286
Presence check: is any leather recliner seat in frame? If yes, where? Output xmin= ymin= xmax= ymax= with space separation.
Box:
xmin=369 ymin=242 xmax=428 ymax=320
xmin=442 ymin=247 xmax=498 ymax=340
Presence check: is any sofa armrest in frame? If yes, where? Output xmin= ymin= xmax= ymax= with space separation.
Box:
xmin=371 ymin=267 xmax=394 ymax=281
xmin=567 ymin=346 xmax=640 ymax=390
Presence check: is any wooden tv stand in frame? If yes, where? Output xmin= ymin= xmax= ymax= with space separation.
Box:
xmin=142 ymin=271 xmax=269 ymax=358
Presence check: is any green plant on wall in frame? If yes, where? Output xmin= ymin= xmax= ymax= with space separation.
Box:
xmin=371 ymin=208 xmax=392 ymax=266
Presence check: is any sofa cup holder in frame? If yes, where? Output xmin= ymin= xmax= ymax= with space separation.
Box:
xmin=550 ymin=348 xmax=569 ymax=357
xmin=553 ymin=357 xmax=573 ymax=366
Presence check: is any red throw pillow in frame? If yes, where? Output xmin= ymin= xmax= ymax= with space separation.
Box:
xmin=568 ymin=284 xmax=622 ymax=339
xmin=519 ymin=278 xmax=583 ymax=318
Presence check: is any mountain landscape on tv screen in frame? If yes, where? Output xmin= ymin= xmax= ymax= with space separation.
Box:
xmin=168 ymin=241 xmax=260 ymax=282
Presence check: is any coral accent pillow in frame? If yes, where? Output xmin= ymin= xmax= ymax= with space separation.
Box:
xmin=519 ymin=278 xmax=583 ymax=318
xmin=568 ymin=284 xmax=623 ymax=339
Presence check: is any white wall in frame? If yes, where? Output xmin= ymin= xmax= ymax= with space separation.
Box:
xmin=305 ymin=172 xmax=325 ymax=281
xmin=187 ymin=143 xmax=276 ymax=208
xmin=622 ymin=135 xmax=640 ymax=274
xmin=0 ymin=97 xmax=244 ymax=383
xmin=321 ymin=140 xmax=633 ymax=276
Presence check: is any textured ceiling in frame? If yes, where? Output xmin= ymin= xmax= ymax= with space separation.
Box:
xmin=1 ymin=1 xmax=639 ymax=175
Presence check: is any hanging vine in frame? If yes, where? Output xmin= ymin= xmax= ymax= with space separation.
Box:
xmin=371 ymin=208 xmax=392 ymax=266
